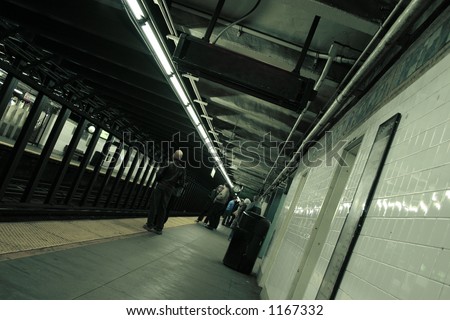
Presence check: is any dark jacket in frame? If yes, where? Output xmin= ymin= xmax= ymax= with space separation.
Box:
xmin=155 ymin=159 xmax=186 ymax=191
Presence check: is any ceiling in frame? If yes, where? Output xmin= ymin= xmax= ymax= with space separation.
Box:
xmin=0 ymin=0 xmax=411 ymax=197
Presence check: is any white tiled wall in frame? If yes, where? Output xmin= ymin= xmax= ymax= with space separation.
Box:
xmin=259 ymin=169 xmax=306 ymax=294
xmin=335 ymin=52 xmax=450 ymax=300
xmin=260 ymin=23 xmax=450 ymax=299
xmin=264 ymin=163 xmax=341 ymax=299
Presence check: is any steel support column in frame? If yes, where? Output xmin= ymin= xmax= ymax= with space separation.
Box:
xmin=64 ymin=127 xmax=101 ymax=205
xmin=293 ymin=15 xmax=321 ymax=75
xmin=114 ymin=148 xmax=140 ymax=208
xmin=132 ymin=160 xmax=153 ymax=208
xmin=79 ymin=133 xmax=113 ymax=206
xmin=0 ymin=73 xmax=19 ymax=118
xmin=203 ymin=0 xmax=225 ymax=43
xmin=45 ymin=118 xmax=88 ymax=204
xmin=104 ymin=145 xmax=132 ymax=208
xmin=123 ymin=156 xmax=146 ymax=208
xmin=93 ymin=141 xmax=124 ymax=207
xmin=21 ymin=108 xmax=71 ymax=203
xmin=140 ymin=165 xmax=159 ymax=209
xmin=0 ymin=92 xmax=47 ymax=200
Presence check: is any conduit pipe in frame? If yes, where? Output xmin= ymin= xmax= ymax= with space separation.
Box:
xmin=154 ymin=1 xmax=223 ymax=151
xmin=262 ymin=0 xmax=409 ymax=188
xmin=171 ymin=2 xmax=357 ymax=65
xmin=262 ymin=0 xmax=433 ymax=196
xmin=154 ymin=0 xmax=178 ymax=36
xmin=262 ymin=42 xmax=338 ymax=185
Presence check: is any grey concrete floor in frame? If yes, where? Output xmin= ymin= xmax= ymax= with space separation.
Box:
xmin=0 ymin=222 xmax=261 ymax=300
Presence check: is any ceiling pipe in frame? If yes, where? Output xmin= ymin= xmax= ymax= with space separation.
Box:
xmin=261 ymin=0 xmax=409 ymax=188
xmin=262 ymin=42 xmax=338 ymax=187
xmin=332 ymin=0 xmax=409 ymax=94
xmin=261 ymin=0 xmax=433 ymax=197
xmin=171 ymin=2 xmax=357 ymax=65
xmin=154 ymin=0 xmax=178 ymax=36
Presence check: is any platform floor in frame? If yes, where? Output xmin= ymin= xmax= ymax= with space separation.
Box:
xmin=0 ymin=217 xmax=261 ymax=300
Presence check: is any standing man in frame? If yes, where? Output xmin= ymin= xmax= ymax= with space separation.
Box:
xmin=205 ymin=184 xmax=230 ymax=230
xmin=195 ymin=185 xmax=223 ymax=223
xmin=222 ymin=195 xmax=238 ymax=227
xmin=144 ymin=150 xmax=186 ymax=235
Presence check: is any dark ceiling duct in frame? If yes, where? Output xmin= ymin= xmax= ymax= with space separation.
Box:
xmin=172 ymin=34 xmax=317 ymax=112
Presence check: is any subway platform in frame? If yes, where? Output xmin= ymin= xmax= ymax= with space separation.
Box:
xmin=0 ymin=217 xmax=261 ymax=300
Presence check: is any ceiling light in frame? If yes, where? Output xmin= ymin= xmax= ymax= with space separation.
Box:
xmin=186 ymin=105 xmax=200 ymax=125
xmin=207 ymin=143 xmax=216 ymax=152
xmin=218 ymin=163 xmax=226 ymax=173
xmin=123 ymin=0 xmax=234 ymax=187
xmin=209 ymin=149 xmax=217 ymax=157
xmin=141 ymin=22 xmax=173 ymax=75
xmin=14 ymin=88 xmax=23 ymax=95
xmin=169 ymin=75 xmax=189 ymax=105
xmin=197 ymin=124 xmax=208 ymax=139
xmin=126 ymin=0 xmax=145 ymax=19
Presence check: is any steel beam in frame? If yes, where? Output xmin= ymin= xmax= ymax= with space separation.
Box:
xmin=203 ymin=0 xmax=225 ymax=43
xmin=45 ymin=118 xmax=88 ymax=204
xmin=104 ymin=145 xmax=132 ymax=208
xmin=64 ymin=126 xmax=101 ymax=205
xmin=0 ymin=73 xmax=18 ymax=118
xmin=114 ymin=149 xmax=141 ymax=208
xmin=21 ymin=107 xmax=71 ymax=203
xmin=139 ymin=165 xmax=159 ymax=209
xmin=131 ymin=159 xmax=153 ymax=208
xmin=79 ymin=132 xmax=113 ymax=206
xmin=293 ymin=15 xmax=321 ymax=75
xmin=0 ymin=92 xmax=47 ymax=200
xmin=93 ymin=140 xmax=124 ymax=207
xmin=123 ymin=156 xmax=146 ymax=208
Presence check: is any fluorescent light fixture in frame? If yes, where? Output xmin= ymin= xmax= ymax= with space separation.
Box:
xmin=126 ymin=0 xmax=145 ymax=19
xmin=208 ymin=147 xmax=216 ymax=155
xmin=186 ymin=105 xmax=200 ymax=125
xmin=123 ymin=0 xmax=234 ymax=188
xmin=206 ymin=142 xmax=216 ymax=154
xmin=141 ymin=22 xmax=173 ymax=75
xmin=205 ymin=138 xmax=214 ymax=148
xmin=170 ymin=75 xmax=189 ymax=105
xmin=197 ymin=124 xmax=208 ymax=139
xmin=13 ymin=88 xmax=23 ymax=95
